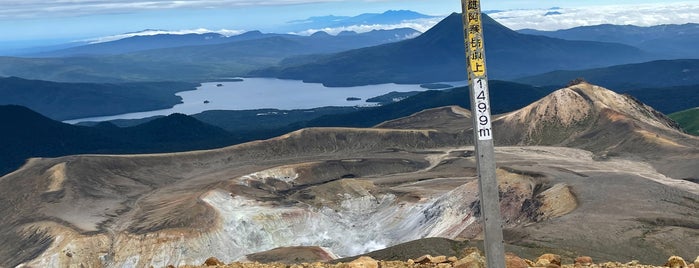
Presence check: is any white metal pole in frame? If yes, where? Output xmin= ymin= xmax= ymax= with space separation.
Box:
xmin=460 ymin=1 xmax=506 ymax=267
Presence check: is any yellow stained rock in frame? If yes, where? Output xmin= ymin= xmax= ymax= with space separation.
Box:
xmin=205 ymin=257 xmax=225 ymax=266
xmin=537 ymin=254 xmax=562 ymax=267
xmin=665 ymin=256 xmax=687 ymax=268
xmin=348 ymin=256 xmax=379 ymax=268
xmin=574 ymin=256 xmax=593 ymax=266
xmin=453 ymin=252 xmax=485 ymax=268
xmin=505 ymin=253 xmax=528 ymax=268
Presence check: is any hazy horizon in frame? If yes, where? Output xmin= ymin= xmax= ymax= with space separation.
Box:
xmin=1 ymin=0 xmax=698 ymax=51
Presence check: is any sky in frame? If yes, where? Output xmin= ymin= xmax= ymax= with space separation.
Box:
xmin=1 ymin=0 xmax=698 ymax=50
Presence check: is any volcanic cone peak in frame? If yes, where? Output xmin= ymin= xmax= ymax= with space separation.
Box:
xmin=494 ymin=82 xmax=686 ymax=146
xmin=503 ymin=82 xmax=673 ymax=129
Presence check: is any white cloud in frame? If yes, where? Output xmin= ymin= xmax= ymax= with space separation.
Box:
xmin=289 ymin=17 xmax=443 ymax=36
xmin=489 ymin=2 xmax=699 ymax=31
xmin=80 ymin=16 xmax=441 ymax=44
xmin=0 ymin=0 xmax=345 ymax=19
xmin=84 ymin=28 xmax=246 ymax=43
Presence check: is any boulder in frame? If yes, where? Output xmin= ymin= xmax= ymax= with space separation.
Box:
xmin=665 ymin=256 xmax=687 ymax=268
xmin=459 ymin=247 xmax=484 ymax=259
xmin=431 ymin=256 xmax=449 ymax=264
xmin=574 ymin=256 xmax=593 ymax=266
xmin=415 ymin=255 xmax=433 ymax=264
xmin=694 ymin=256 xmax=699 ymax=268
xmin=349 ymin=256 xmax=379 ymax=268
xmin=204 ymin=256 xmax=224 ymax=266
xmin=505 ymin=253 xmax=528 ymax=268
xmin=600 ymin=262 xmax=623 ymax=268
xmin=536 ymin=254 xmax=561 ymax=267
xmin=414 ymin=254 xmax=448 ymax=264
xmin=453 ymin=252 xmax=486 ymax=268
xmin=380 ymin=260 xmax=411 ymax=268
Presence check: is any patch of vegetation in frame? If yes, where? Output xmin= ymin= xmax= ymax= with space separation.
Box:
xmin=669 ymin=108 xmax=699 ymax=136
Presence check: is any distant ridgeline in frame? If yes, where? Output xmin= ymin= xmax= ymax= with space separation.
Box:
xmin=2 ymin=79 xmax=697 ymax=178
xmin=0 ymin=80 xmax=547 ymax=175
xmin=250 ymin=13 xmax=657 ymax=86
xmin=0 ymin=27 xmax=420 ymax=83
xmin=0 ymin=76 xmax=197 ymax=120
xmin=2 ymin=82 xmax=698 ymax=267
xmin=0 ymin=105 xmax=237 ymax=177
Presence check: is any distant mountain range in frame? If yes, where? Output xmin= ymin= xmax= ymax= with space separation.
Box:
xmin=515 ymin=59 xmax=699 ymax=114
xmin=0 ymin=105 xmax=239 ymax=176
xmin=2 ymin=79 xmax=697 ymax=202
xmin=0 ymin=76 xmax=197 ymax=120
xmin=33 ymin=28 xmax=419 ymax=58
xmin=282 ymin=10 xmax=438 ymax=33
xmin=252 ymin=13 xmax=656 ymax=86
xmin=518 ymin=23 xmax=699 ymax=59
xmin=3 ymin=12 xmax=697 ymax=86
xmin=0 ymin=81 xmax=563 ymax=178
xmin=516 ymin=59 xmax=699 ymax=87
xmin=6 ymin=77 xmax=695 ymax=177
xmin=121 ymin=28 xmax=419 ymax=65
xmin=33 ymin=32 xmax=238 ymax=57
xmin=0 ymin=10 xmax=434 ymax=57
xmin=0 ymin=28 xmax=419 ymax=82
xmin=2 ymin=54 xmax=695 ymax=130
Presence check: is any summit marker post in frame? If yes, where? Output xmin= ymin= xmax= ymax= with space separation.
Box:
xmin=461 ymin=1 xmax=506 ymax=268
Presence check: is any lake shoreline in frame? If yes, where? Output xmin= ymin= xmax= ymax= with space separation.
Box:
xmin=65 ymin=78 xmax=462 ymax=124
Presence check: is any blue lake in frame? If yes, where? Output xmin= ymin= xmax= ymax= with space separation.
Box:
xmin=66 ymin=78 xmax=465 ymax=123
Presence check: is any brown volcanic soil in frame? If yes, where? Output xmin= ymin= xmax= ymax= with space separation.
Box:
xmin=1 ymin=83 xmax=698 ymax=267
xmin=184 ymin=239 xmax=696 ymax=268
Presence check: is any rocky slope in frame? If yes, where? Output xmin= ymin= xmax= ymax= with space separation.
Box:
xmin=1 ymin=83 xmax=698 ymax=267
xmin=184 ymin=251 xmax=699 ymax=268
xmin=493 ymin=82 xmax=697 ymax=180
